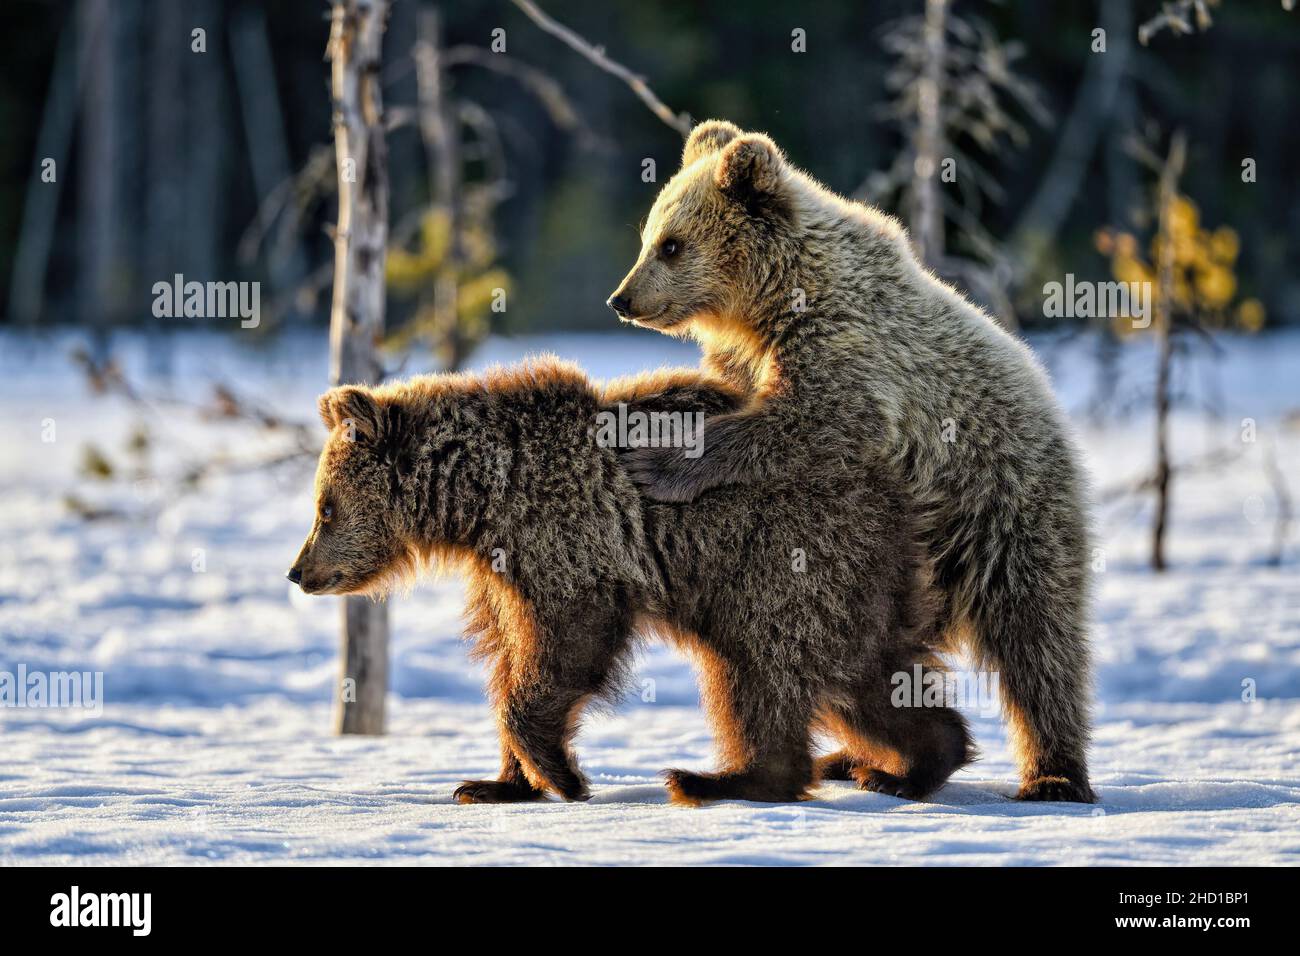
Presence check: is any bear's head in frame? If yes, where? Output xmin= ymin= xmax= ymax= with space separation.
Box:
xmin=287 ymin=385 xmax=414 ymax=596
xmin=607 ymin=120 xmax=797 ymax=334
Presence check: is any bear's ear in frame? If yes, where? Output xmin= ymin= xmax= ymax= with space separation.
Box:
xmin=715 ymin=133 xmax=786 ymax=204
xmin=317 ymin=391 xmax=338 ymax=429
xmin=319 ymin=385 xmax=384 ymax=442
xmin=682 ymin=119 xmax=742 ymax=168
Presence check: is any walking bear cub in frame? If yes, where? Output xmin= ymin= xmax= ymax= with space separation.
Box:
xmin=609 ymin=120 xmax=1095 ymax=801
xmin=288 ymin=358 xmax=973 ymax=805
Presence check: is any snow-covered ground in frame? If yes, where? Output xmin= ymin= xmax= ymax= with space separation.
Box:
xmin=1 ymin=327 xmax=1297 ymax=866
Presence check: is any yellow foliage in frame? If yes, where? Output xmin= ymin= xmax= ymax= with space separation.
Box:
xmin=420 ymin=209 xmax=451 ymax=264
xmin=1209 ymin=226 xmax=1239 ymax=264
xmin=1169 ymin=195 xmax=1199 ymax=237
xmin=383 ymin=202 xmax=512 ymax=361
xmin=1113 ymin=253 xmax=1152 ymax=287
xmin=1100 ymin=193 xmax=1261 ymax=335
xmin=1195 ymin=266 xmax=1235 ymax=309
xmin=456 ymin=269 xmax=510 ymax=320
xmin=1236 ymin=298 xmax=1265 ymax=332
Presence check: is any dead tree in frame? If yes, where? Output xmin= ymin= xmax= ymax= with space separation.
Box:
xmin=326 ymin=0 xmax=392 ymax=735
xmin=380 ymin=0 xmax=661 ymax=369
xmin=910 ymin=0 xmax=947 ymax=265
xmin=381 ymin=7 xmax=599 ymax=369
xmin=414 ymin=8 xmax=469 ymax=370
xmin=229 ymin=5 xmax=306 ymax=300
xmin=1011 ymin=0 xmax=1132 ymax=285
xmin=7 ymin=15 xmax=78 ymax=324
xmin=866 ymin=0 xmax=1050 ymax=328
xmin=77 ymin=0 xmax=118 ymax=338
xmin=186 ymin=0 xmax=223 ymax=296
xmin=1150 ymin=131 xmax=1186 ymax=571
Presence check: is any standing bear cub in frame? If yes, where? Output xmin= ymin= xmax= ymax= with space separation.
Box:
xmin=609 ymin=120 xmax=1095 ymax=802
xmin=288 ymin=359 xmax=973 ymax=805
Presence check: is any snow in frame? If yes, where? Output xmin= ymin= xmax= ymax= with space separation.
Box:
xmin=1 ymin=327 xmax=1297 ymax=866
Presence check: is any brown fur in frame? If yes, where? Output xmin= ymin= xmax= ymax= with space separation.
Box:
xmin=289 ymin=358 xmax=973 ymax=805
xmin=609 ymin=120 xmax=1095 ymax=802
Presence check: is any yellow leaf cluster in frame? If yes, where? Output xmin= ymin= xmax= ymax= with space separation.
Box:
xmin=1094 ymin=194 xmax=1262 ymax=335
xmin=384 ymin=203 xmax=512 ymax=359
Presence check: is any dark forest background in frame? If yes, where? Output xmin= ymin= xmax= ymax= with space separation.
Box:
xmin=2 ymin=0 xmax=1298 ymax=349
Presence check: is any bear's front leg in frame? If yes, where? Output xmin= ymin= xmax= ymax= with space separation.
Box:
xmin=605 ymin=377 xmax=743 ymax=503
xmin=599 ymin=369 xmax=746 ymax=420
xmin=455 ymin=748 xmax=546 ymax=804
xmin=623 ymin=409 xmax=791 ymax=503
xmin=663 ymin=646 xmax=816 ymax=805
xmin=496 ymin=607 xmax=637 ymax=802
xmin=622 ymin=444 xmax=717 ymax=503
xmin=499 ymin=689 xmax=594 ymax=803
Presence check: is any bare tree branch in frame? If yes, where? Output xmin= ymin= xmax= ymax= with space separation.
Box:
xmin=442 ymin=45 xmax=607 ymax=151
xmin=510 ymin=0 xmax=691 ymax=136
xmin=1139 ymin=0 xmax=1213 ymax=45
xmin=1139 ymin=0 xmax=1294 ymax=46
xmin=1097 ymin=440 xmax=1246 ymax=504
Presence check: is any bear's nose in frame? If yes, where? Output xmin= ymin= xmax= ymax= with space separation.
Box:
xmin=606 ymin=294 xmax=631 ymax=317
xmin=286 ymin=567 xmax=303 ymax=584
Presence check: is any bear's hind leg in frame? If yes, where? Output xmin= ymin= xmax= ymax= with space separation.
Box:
xmin=820 ymin=658 xmax=975 ymax=801
xmin=665 ymin=645 xmax=816 ymax=805
xmin=663 ymin=762 xmax=813 ymax=805
xmin=995 ymin=630 xmax=1094 ymax=802
xmin=964 ymin=531 xmax=1095 ymax=803
xmin=663 ymin=752 xmax=812 ymax=806
xmin=815 ymin=750 xmax=857 ymax=781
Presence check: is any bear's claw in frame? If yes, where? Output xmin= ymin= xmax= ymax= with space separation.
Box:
xmin=454 ymin=779 xmax=546 ymax=804
xmin=858 ymin=769 xmax=930 ymax=801
xmin=1016 ymin=775 xmax=1096 ymax=803
xmin=663 ymin=767 xmax=809 ymax=805
xmin=662 ymin=768 xmax=711 ymax=806
xmin=621 ymin=446 xmax=704 ymax=503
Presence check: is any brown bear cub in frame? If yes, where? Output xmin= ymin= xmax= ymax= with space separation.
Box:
xmin=609 ymin=120 xmax=1095 ymax=801
xmin=288 ymin=358 xmax=973 ymax=805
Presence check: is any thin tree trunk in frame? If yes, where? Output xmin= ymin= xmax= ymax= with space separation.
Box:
xmin=185 ymin=0 xmax=222 ymax=287
xmin=911 ymin=0 xmax=947 ymax=266
xmin=415 ymin=7 xmax=468 ymax=370
xmin=145 ymin=0 xmax=182 ymax=377
xmin=115 ymin=0 xmax=142 ymax=315
xmin=1151 ymin=131 xmax=1186 ymax=572
xmin=7 ymin=18 xmax=80 ymax=324
xmin=1011 ymin=0 xmax=1131 ymax=278
xmin=327 ymin=0 xmax=391 ymax=735
xmin=230 ymin=6 xmax=306 ymax=299
xmin=77 ymin=0 xmax=117 ymax=340
xmin=145 ymin=0 xmax=182 ymax=284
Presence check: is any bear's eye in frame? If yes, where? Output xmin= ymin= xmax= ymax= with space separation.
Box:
xmin=659 ymin=238 xmax=682 ymax=259
xmin=319 ymin=503 xmax=334 ymax=523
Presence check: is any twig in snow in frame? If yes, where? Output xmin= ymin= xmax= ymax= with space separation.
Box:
xmin=1264 ymin=445 xmax=1293 ymax=566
